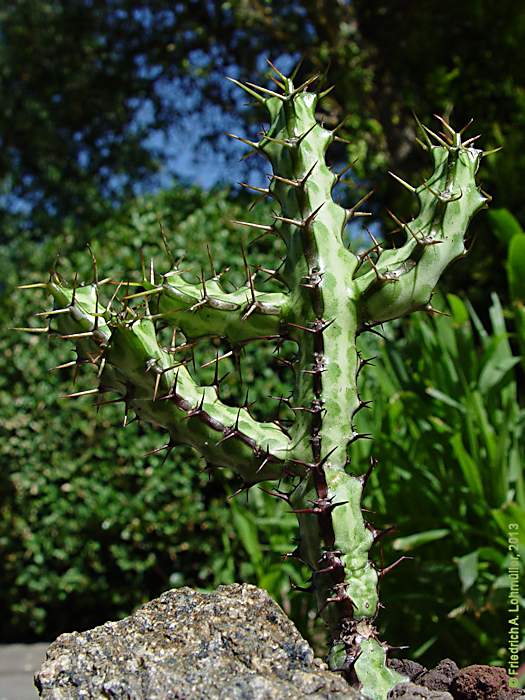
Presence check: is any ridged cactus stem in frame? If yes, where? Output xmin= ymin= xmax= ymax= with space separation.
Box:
xmin=21 ymin=67 xmax=489 ymax=700
xmin=257 ymin=83 xmax=403 ymax=696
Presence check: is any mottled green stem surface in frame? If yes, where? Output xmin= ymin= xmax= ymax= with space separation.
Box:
xmin=21 ymin=68 xmax=488 ymax=700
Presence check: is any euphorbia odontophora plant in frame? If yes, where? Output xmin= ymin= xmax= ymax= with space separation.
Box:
xmin=20 ymin=65 xmax=490 ymax=700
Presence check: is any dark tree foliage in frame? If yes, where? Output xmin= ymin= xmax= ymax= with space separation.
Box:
xmin=0 ymin=1 xmax=300 ymax=232
xmin=1 ymin=1 xmax=523 ymax=304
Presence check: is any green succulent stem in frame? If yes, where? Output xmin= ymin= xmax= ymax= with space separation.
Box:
xmin=24 ymin=69 xmax=488 ymax=700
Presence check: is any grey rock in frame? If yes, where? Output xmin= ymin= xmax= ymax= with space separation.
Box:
xmin=388 ymin=681 xmax=453 ymax=699
xmin=35 ymin=584 xmax=360 ymax=699
xmin=387 ymin=659 xmax=427 ymax=682
xmin=416 ymin=659 xmax=458 ymax=692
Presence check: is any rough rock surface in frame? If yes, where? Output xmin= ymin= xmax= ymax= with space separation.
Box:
xmin=416 ymin=660 xmax=459 ymax=692
xmin=388 ymin=682 xmax=453 ymax=699
xmin=388 ymin=659 xmax=427 ymax=682
xmin=34 ymin=583 xmax=524 ymax=700
xmin=35 ymin=584 xmax=360 ymax=699
xmin=450 ymin=664 xmax=523 ymax=700
xmin=389 ymin=660 xmax=524 ymax=700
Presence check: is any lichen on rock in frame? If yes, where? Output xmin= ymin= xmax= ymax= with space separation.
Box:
xmin=35 ymin=584 xmax=360 ymax=699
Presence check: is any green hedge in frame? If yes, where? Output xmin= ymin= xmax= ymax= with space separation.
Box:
xmin=0 ymin=186 xmax=301 ymax=641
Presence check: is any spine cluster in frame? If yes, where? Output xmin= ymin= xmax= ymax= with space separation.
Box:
xmin=20 ymin=64 xmax=488 ymax=700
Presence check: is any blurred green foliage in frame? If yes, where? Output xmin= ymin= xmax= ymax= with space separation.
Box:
xmin=0 ymin=185 xmax=307 ymax=641
xmin=1 ymin=185 xmax=523 ymax=674
xmin=354 ymin=293 xmax=524 ymax=667
xmin=489 ymin=208 xmax=525 ymax=367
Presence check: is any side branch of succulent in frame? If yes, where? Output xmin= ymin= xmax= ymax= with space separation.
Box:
xmin=20 ymin=65 xmax=489 ymax=700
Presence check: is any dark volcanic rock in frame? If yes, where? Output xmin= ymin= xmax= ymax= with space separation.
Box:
xmin=450 ymin=664 xmax=524 ymax=700
xmin=387 ymin=681 xmax=453 ymax=699
xmin=416 ymin=659 xmax=459 ymax=692
xmin=388 ymin=659 xmax=427 ymax=682
xmin=390 ymin=660 xmax=524 ymax=700
xmin=35 ymin=584 xmax=359 ymax=699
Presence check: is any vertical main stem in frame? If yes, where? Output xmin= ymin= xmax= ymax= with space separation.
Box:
xmin=263 ymin=89 xmax=405 ymax=697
